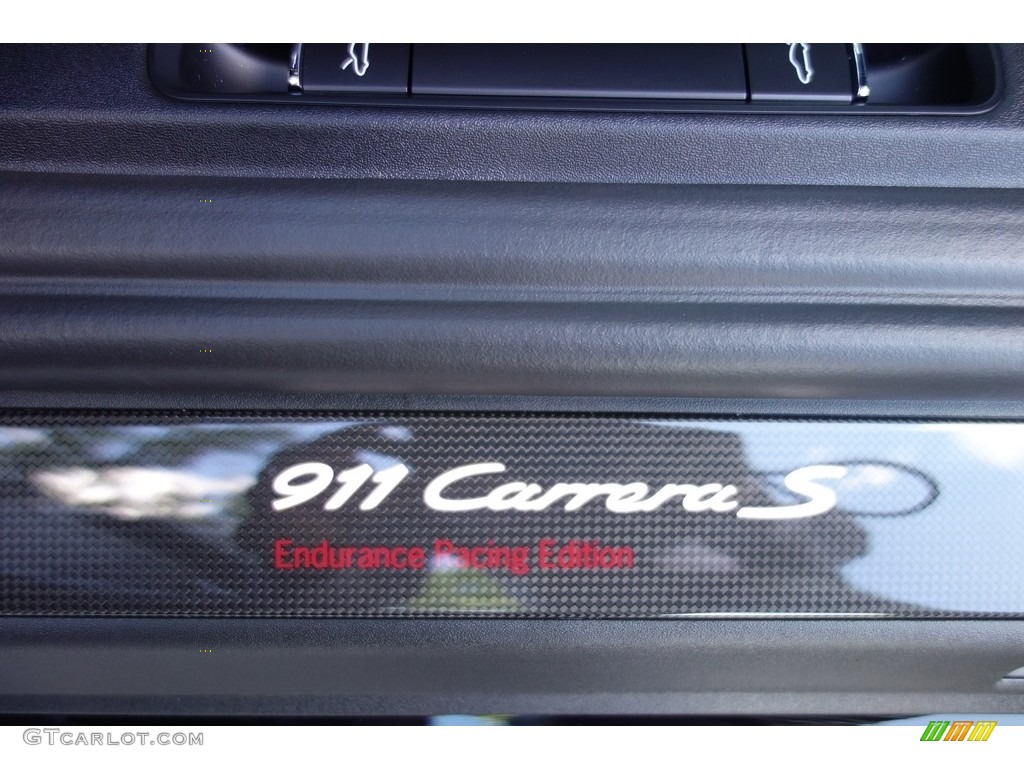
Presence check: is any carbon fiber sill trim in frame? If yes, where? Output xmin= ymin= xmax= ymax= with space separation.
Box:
xmin=1 ymin=411 xmax=1020 ymax=618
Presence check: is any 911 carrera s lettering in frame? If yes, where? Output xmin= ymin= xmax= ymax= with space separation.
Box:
xmin=423 ymin=462 xmax=741 ymax=514
xmin=271 ymin=461 xmax=847 ymax=520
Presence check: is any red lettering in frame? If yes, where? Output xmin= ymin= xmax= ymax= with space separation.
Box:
xmin=619 ymin=546 xmax=634 ymax=569
xmin=310 ymin=540 xmax=329 ymax=569
xmin=408 ymin=547 xmax=426 ymax=569
xmin=391 ymin=546 xmax=407 ymax=570
xmin=273 ymin=538 xmax=293 ymax=570
xmin=538 ymin=539 xmax=557 ymax=569
xmin=434 ymin=539 xmax=455 ymax=558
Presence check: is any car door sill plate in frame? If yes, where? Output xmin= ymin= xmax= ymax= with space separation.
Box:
xmin=0 ymin=411 xmax=1019 ymax=618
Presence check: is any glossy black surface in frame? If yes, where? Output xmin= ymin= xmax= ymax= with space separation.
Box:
xmin=1 ymin=413 xmax=1020 ymax=617
xmin=411 ymin=44 xmax=746 ymax=99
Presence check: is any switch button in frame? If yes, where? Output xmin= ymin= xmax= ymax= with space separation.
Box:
xmin=745 ymin=44 xmax=854 ymax=103
xmin=302 ymin=44 xmax=410 ymax=94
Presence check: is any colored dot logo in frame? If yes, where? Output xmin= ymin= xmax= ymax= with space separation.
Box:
xmin=199 ymin=348 xmax=213 ymax=353
xmin=199 ymin=198 xmax=213 ymax=203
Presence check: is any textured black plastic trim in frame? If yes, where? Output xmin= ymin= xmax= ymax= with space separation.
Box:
xmin=3 ymin=173 xmax=1024 ymax=402
xmin=2 ymin=618 xmax=1023 ymax=716
xmin=3 ymin=45 xmax=1024 ymax=187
